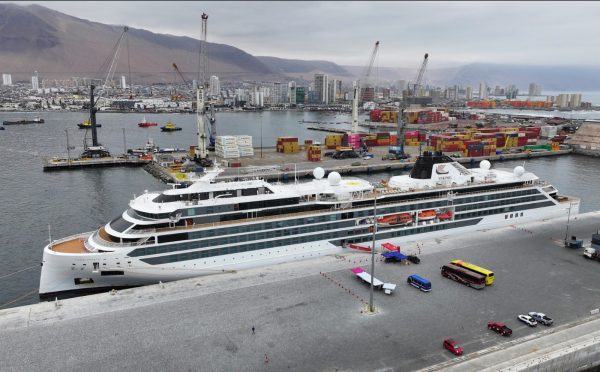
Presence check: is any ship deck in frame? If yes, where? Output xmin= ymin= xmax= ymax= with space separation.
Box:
xmin=50 ymin=237 xmax=89 ymax=254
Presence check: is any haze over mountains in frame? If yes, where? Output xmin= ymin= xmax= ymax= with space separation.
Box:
xmin=1 ymin=3 xmax=599 ymax=91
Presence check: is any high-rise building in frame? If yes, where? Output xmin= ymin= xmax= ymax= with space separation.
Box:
xmin=2 ymin=73 xmax=12 ymax=86
xmin=328 ymin=79 xmax=340 ymax=103
xmin=556 ymin=94 xmax=569 ymax=108
xmin=528 ymin=83 xmax=542 ymax=96
xmin=466 ymin=86 xmax=473 ymax=100
xmin=313 ymin=73 xmax=328 ymax=104
xmin=506 ymin=84 xmax=518 ymax=99
xmin=121 ymin=76 xmax=127 ymax=89
xmin=272 ymin=82 xmax=285 ymax=104
xmin=209 ymin=75 xmax=220 ymax=96
xmin=31 ymin=71 xmax=39 ymax=90
xmin=398 ymin=80 xmax=407 ymax=91
xmin=288 ymin=81 xmax=296 ymax=104
xmin=570 ymin=93 xmax=582 ymax=108
xmin=296 ymin=87 xmax=306 ymax=105
xmin=478 ymin=82 xmax=487 ymax=100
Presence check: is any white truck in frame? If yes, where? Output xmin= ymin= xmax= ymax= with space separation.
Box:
xmin=583 ymin=232 xmax=600 ymax=261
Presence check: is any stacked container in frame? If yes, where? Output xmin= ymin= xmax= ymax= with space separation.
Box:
xmin=277 ymin=137 xmax=300 ymax=153
xmin=216 ymin=136 xmax=240 ymax=159
xmin=376 ymin=132 xmax=390 ymax=146
xmin=307 ymin=144 xmax=322 ymax=162
xmin=404 ymin=131 xmax=420 ymax=146
xmin=346 ymin=133 xmax=362 ymax=151
xmin=325 ymin=134 xmax=343 ymax=149
xmin=236 ymin=135 xmax=254 ymax=157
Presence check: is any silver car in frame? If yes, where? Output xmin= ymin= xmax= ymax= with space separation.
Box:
xmin=518 ymin=314 xmax=537 ymax=327
xmin=528 ymin=312 xmax=553 ymax=326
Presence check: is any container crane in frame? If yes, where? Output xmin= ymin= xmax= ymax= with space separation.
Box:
xmin=352 ymin=41 xmax=379 ymax=133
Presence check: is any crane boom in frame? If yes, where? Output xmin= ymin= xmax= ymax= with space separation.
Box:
xmin=362 ymin=41 xmax=380 ymax=88
xmin=172 ymin=63 xmax=191 ymax=89
xmin=412 ymin=53 xmax=429 ymax=97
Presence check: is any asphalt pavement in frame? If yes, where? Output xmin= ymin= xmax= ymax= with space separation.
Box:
xmin=1 ymin=211 xmax=600 ymax=371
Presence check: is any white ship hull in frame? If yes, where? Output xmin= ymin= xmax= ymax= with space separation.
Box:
xmin=39 ymin=200 xmax=578 ymax=298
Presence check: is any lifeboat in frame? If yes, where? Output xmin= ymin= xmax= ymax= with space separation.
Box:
xmin=418 ymin=210 xmax=437 ymax=221
xmin=377 ymin=213 xmax=413 ymax=227
xmin=437 ymin=210 xmax=454 ymax=221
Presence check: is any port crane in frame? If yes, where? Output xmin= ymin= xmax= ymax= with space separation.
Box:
xmin=410 ymin=53 xmax=429 ymax=99
xmin=352 ymin=41 xmax=379 ymax=133
xmin=194 ymin=13 xmax=214 ymax=166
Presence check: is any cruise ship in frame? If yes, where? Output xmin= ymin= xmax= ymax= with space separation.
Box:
xmin=39 ymin=152 xmax=579 ymax=298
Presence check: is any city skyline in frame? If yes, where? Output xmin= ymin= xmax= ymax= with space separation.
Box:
xmin=7 ymin=1 xmax=600 ymax=69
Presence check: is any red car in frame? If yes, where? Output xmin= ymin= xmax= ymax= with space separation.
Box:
xmin=443 ymin=338 xmax=463 ymax=355
xmin=488 ymin=321 xmax=512 ymax=336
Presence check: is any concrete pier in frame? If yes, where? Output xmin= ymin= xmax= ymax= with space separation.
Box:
xmin=569 ymin=121 xmax=600 ymax=157
xmin=2 ymin=211 xmax=600 ymax=371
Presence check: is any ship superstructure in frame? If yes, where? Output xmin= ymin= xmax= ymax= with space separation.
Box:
xmin=39 ymin=152 xmax=578 ymax=298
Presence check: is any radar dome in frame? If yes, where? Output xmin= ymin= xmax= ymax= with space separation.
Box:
xmin=513 ymin=166 xmax=525 ymax=177
xmin=328 ymin=171 xmax=341 ymax=186
xmin=479 ymin=160 xmax=491 ymax=170
xmin=313 ymin=167 xmax=325 ymax=179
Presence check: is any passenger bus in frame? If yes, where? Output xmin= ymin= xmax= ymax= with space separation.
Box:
xmin=441 ymin=263 xmax=486 ymax=289
xmin=407 ymin=274 xmax=431 ymax=292
xmin=451 ymin=260 xmax=494 ymax=285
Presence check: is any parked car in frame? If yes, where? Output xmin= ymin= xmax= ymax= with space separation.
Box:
xmin=407 ymin=255 xmax=421 ymax=264
xmin=443 ymin=338 xmax=463 ymax=356
xmin=487 ymin=321 xmax=512 ymax=336
xmin=323 ymin=151 xmax=335 ymax=157
xmin=528 ymin=312 xmax=553 ymax=326
xmin=518 ymin=314 xmax=537 ymax=327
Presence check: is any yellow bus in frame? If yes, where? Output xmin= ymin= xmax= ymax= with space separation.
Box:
xmin=451 ymin=260 xmax=494 ymax=285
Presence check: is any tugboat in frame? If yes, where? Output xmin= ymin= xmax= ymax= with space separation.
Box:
xmin=161 ymin=121 xmax=182 ymax=132
xmin=3 ymin=116 xmax=44 ymax=125
xmin=138 ymin=116 xmax=158 ymax=127
xmin=78 ymin=120 xmax=102 ymax=129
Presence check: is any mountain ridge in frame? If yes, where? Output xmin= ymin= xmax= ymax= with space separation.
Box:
xmin=1 ymin=3 xmax=599 ymax=91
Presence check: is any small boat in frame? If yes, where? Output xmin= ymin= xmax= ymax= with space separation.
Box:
xmin=418 ymin=210 xmax=437 ymax=221
xmin=3 ymin=116 xmax=44 ymax=125
xmin=161 ymin=122 xmax=182 ymax=132
xmin=437 ymin=210 xmax=454 ymax=221
xmin=378 ymin=213 xmax=413 ymax=227
xmin=0 ymin=126 xmax=5 ymax=130
xmin=138 ymin=116 xmax=158 ymax=127
xmin=77 ymin=120 xmax=102 ymax=129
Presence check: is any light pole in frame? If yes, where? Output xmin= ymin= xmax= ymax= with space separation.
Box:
xmin=260 ymin=113 xmax=263 ymax=159
xmin=564 ymin=202 xmax=573 ymax=245
xmin=369 ymin=190 xmax=377 ymax=313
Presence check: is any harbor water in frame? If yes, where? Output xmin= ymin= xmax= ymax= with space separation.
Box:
xmin=0 ymin=111 xmax=599 ymax=309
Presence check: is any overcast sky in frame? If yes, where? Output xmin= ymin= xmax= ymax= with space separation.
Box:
xmin=15 ymin=1 xmax=600 ymax=68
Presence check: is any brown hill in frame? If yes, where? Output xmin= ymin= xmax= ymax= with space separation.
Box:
xmin=0 ymin=3 xmax=282 ymax=83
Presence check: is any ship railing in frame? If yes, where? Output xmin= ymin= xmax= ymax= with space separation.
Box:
xmin=146 ymin=182 xmax=543 ymax=233
xmin=49 ymin=232 xmax=93 ymax=250
xmin=89 ymin=230 xmax=156 ymax=247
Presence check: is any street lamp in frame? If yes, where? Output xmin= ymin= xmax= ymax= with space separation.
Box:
xmin=369 ymin=190 xmax=377 ymax=313
xmin=260 ymin=113 xmax=263 ymax=159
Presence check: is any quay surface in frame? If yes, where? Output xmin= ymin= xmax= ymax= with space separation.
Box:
xmin=212 ymin=146 xmax=572 ymax=182
xmin=2 ymin=212 xmax=600 ymax=371
xmin=42 ymin=156 xmax=150 ymax=171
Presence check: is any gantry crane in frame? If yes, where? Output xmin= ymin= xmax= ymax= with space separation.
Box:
xmin=352 ymin=41 xmax=379 ymax=133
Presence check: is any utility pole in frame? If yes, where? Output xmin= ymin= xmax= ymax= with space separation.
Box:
xmin=369 ymin=190 xmax=377 ymax=313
